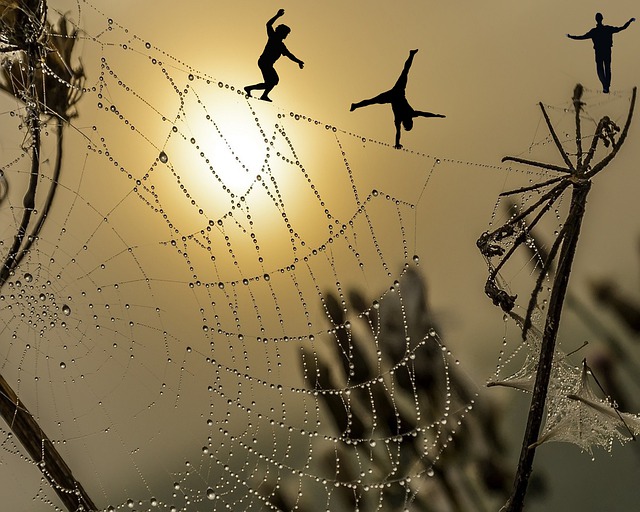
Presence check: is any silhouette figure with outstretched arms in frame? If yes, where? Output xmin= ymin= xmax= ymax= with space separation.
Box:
xmin=244 ymin=9 xmax=304 ymax=102
xmin=350 ymin=49 xmax=445 ymax=149
xmin=567 ymin=13 xmax=635 ymax=93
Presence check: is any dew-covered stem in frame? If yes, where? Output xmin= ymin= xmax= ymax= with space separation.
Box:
xmin=502 ymin=181 xmax=590 ymax=512
xmin=0 ymin=41 xmax=41 ymax=289
xmin=498 ymin=85 xmax=636 ymax=511
xmin=0 ymin=4 xmax=98 ymax=510
xmin=10 ymin=117 xmax=64 ymax=271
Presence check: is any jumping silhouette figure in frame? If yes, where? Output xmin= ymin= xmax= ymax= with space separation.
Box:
xmin=567 ymin=13 xmax=635 ymax=93
xmin=350 ymin=50 xmax=445 ymax=149
xmin=244 ymin=9 xmax=304 ymax=102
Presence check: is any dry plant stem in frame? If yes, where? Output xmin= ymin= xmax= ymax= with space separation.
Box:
xmin=11 ymin=117 xmax=64 ymax=270
xmin=502 ymin=181 xmax=590 ymax=512
xmin=502 ymin=85 xmax=636 ymax=512
xmin=0 ymin=33 xmax=97 ymax=510
xmin=498 ymin=175 xmax=565 ymax=197
xmin=539 ymin=99 xmax=575 ymax=171
xmin=499 ymin=156 xmax=570 ymax=174
xmin=0 ymin=373 xmax=97 ymax=511
xmin=520 ymin=221 xmax=566 ymax=341
xmin=0 ymin=46 xmax=41 ymax=288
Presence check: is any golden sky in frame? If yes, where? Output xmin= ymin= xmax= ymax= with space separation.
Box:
xmin=1 ymin=1 xmax=640 ymax=510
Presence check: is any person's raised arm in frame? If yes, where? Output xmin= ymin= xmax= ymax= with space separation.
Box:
xmin=567 ymin=31 xmax=591 ymax=40
xmin=267 ymin=8 xmax=285 ymax=36
xmin=613 ymin=17 xmax=636 ymax=33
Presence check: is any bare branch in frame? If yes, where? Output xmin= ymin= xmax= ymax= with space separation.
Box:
xmin=540 ymin=101 xmax=576 ymax=172
xmin=501 ymin=155 xmax=572 ymax=174
xmin=0 ymin=373 xmax=98 ymax=511
xmin=573 ymin=84 xmax=585 ymax=170
xmin=586 ymin=87 xmax=637 ymax=179
xmin=498 ymin=175 xmax=565 ymax=197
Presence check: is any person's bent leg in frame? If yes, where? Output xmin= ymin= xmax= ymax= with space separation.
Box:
xmin=259 ymin=66 xmax=279 ymax=101
xmin=244 ymin=83 xmax=265 ymax=96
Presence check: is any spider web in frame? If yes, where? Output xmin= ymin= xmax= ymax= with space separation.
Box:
xmin=0 ymin=2 xmax=486 ymax=511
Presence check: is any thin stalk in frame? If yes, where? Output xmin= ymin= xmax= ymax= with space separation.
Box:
xmin=0 ymin=43 xmax=41 ymax=289
xmin=11 ymin=116 xmax=63 ymax=270
xmin=487 ymin=180 xmax=568 ymax=241
xmin=502 ymin=181 xmax=591 ymax=512
xmin=0 ymin=24 xmax=97 ymax=510
xmin=573 ymin=85 xmax=584 ymax=168
xmin=0 ymin=373 xmax=97 ymax=511
xmin=498 ymin=175 xmax=565 ymax=197
xmin=586 ymin=87 xmax=637 ymax=179
xmin=539 ymin=101 xmax=575 ymax=172
xmin=520 ymin=220 xmax=567 ymax=342
xmin=501 ymin=156 xmax=571 ymax=174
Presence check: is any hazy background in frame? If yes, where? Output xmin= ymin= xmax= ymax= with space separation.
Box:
xmin=1 ymin=0 xmax=639 ymax=510
xmin=100 ymin=0 xmax=640 ymax=366
xmin=109 ymin=0 xmax=640 ymax=508
xmin=135 ymin=0 xmax=640 ymax=332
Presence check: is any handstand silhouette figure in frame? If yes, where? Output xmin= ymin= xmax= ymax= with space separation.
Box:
xmin=350 ymin=49 xmax=445 ymax=149
xmin=567 ymin=13 xmax=635 ymax=93
xmin=245 ymin=9 xmax=304 ymax=102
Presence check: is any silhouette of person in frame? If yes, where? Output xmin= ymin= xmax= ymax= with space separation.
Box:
xmin=244 ymin=9 xmax=304 ymax=102
xmin=350 ymin=49 xmax=445 ymax=149
xmin=567 ymin=13 xmax=635 ymax=93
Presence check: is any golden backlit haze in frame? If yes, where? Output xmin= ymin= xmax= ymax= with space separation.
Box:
xmin=1 ymin=0 xmax=639 ymax=510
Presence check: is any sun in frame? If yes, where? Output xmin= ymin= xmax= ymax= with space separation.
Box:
xmin=178 ymin=87 xmax=269 ymax=199
xmin=155 ymin=79 xmax=318 ymax=269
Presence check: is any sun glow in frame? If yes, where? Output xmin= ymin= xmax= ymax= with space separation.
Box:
xmin=180 ymin=87 xmax=268 ymax=198
xmin=152 ymin=79 xmax=298 ymax=246
xmin=154 ymin=79 xmax=328 ymax=277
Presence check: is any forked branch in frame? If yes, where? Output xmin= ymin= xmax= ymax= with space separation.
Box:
xmin=481 ymin=85 xmax=637 ymax=512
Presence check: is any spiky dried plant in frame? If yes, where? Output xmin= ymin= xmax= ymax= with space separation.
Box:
xmin=479 ymin=85 xmax=637 ymax=512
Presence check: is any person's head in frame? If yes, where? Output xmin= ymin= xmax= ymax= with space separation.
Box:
xmin=595 ymin=13 xmax=603 ymax=24
xmin=402 ymin=116 xmax=414 ymax=131
xmin=275 ymin=24 xmax=291 ymax=40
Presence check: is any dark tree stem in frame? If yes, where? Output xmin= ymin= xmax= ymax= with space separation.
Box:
xmin=0 ymin=44 xmax=41 ymax=288
xmin=0 ymin=373 xmax=98 ymax=511
xmin=11 ymin=117 xmax=64 ymax=271
xmin=498 ymin=85 xmax=636 ymax=512
xmin=502 ymin=181 xmax=590 ymax=512
xmin=0 ymin=13 xmax=97 ymax=509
